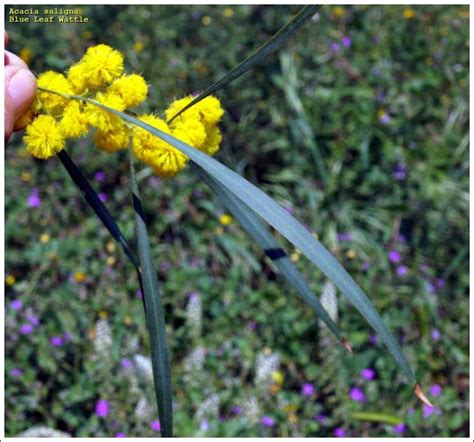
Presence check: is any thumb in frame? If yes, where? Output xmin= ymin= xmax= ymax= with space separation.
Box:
xmin=5 ymin=61 xmax=37 ymax=141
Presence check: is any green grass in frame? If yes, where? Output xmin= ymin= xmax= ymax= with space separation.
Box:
xmin=5 ymin=4 xmax=469 ymax=437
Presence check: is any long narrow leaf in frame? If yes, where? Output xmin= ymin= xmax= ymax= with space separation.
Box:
xmin=43 ymin=90 xmax=429 ymax=400
xmin=192 ymin=163 xmax=351 ymax=352
xmin=128 ymin=143 xmax=173 ymax=437
xmin=167 ymin=5 xmax=320 ymax=123
xmin=57 ymin=150 xmax=140 ymax=274
xmin=93 ymin=107 xmax=417 ymax=387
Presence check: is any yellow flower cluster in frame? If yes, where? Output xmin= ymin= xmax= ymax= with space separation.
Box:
xmin=22 ymin=44 xmax=224 ymax=178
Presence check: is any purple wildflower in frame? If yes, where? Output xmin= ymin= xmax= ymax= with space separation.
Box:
xmin=393 ymin=163 xmax=407 ymax=180
xmin=27 ymin=314 xmax=40 ymax=326
xmin=10 ymin=299 xmax=23 ymax=311
xmin=368 ymin=334 xmax=378 ymax=345
xmin=151 ymin=420 xmax=161 ymax=432
xmin=120 ymin=358 xmax=133 ymax=370
xmin=426 ymin=281 xmax=437 ymax=293
xmin=379 ymin=112 xmax=391 ymax=125
xmin=246 ymin=321 xmax=257 ymax=330
xmin=261 ymin=416 xmax=275 ymax=427
xmin=392 ymin=423 xmax=406 ymax=433
xmin=349 ymin=387 xmax=366 ymax=402
xmin=396 ymin=265 xmax=408 ymax=276
xmin=19 ymin=323 xmax=33 ymax=335
xmin=337 ymin=232 xmax=353 ymax=242
xmin=388 ymin=250 xmax=401 ymax=263
xmin=27 ymin=188 xmax=42 ymax=208
xmin=435 ymin=278 xmax=445 ymax=289
xmin=135 ymin=289 xmax=143 ymax=299
xmin=50 ymin=336 xmax=64 ymax=347
xmin=362 ymin=261 xmax=371 ymax=271
xmin=301 ymin=383 xmax=315 ymax=396
xmin=342 ymin=36 xmax=352 ymax=47
xmin=330 ymin=42 xmax=341 ymax=53
xmin=199 ymin=420 xmax=210 ymax=431
xmin=361 ymin=368 xmax=375 ymax=380
xmin=188 ymin=291 xmax=199 ymax=302
xmin=423 ymin=404 xmax=438 ymax=418
xmin=419 ymin=264 xmax=430 ymax=273
xmin=98 ymin=193 xmax=108 ymax=203
xmin=10 ymin=367 xmax=23 ymax=378
xmin=115 ymin=432 xmax=126 ymax=438
xmin=430 ymin=384 xmax=442 ymax=397
xmin=431 ymin=329 xmax=441 ymax=341
xmin=161 ymin=261 xmax=171 ymax=272
xmin=96 ymin=399 xmax=109 ymax=417
xmin=334 ymin=428 xmax=346 ymax=437
xmin=63 ymin=332 xmax=72 ymax=342
xmin=95 ymin=171 xmax=106 ymax=182
xmin=230 ymin=405 xmax=242 ymax=415
xmin=315 ymin=413 xmax=326 ymax=423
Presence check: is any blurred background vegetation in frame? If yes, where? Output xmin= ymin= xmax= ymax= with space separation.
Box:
xmin=5 ymin=4 xmax=469 ymax=437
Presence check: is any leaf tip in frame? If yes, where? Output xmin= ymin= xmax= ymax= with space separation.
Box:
xmin=414 ymin=383 xmax=434 ymax=407
xmin=340 ymin=337 xmax=353 ymax=355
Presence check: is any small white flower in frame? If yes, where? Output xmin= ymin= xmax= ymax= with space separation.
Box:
xmin=16 ymin=427 xmax=71 ymax=437
xmin=133 ymin=354 xmax=154 ymax=384
xmin=94 ymin=319 xmax=112 ymax=355
xmin=134 ymin=396 xmax=153 ymax=421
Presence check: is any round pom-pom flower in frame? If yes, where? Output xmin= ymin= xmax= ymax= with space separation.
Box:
xmin=59 ymin=102 xmax=89 ymax=138
xmin=74 ymin=44 xmax=124 ymax=90
xmin=165 ymin=96 xmax=200 ymax=122
xmin=171 ymin=117 xmax=207 ymax=149
xmin=195 ymin=95 xmax=224 ymax=126
xmin=133 ymin=114 xmax=188 ymax=178
xmin=108 ymin=74 xmax=148 ymax=108
xmin=67 ymin=63 xmax=88 ymax=94
xmin=24 ymin=115 xmax=65 ymax=159
xmin=201 ymin=126 xmax=222 ymax=155
xmin=85 ymin=92 xmax=125 ymax=132
xmin=37 ymin=71 xmax=73 ymax=115
xmin=93 ymin=124 xmax=130 ymax=153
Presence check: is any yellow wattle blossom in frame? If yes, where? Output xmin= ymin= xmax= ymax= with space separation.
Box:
xmin=59 ymin=102 xmax=89 ymax=138
xmin=133 ymin=114 xmax=188 ymax=178
xmin=14 ymin=107 xmax=36 ymax=131
xmin=201 ymin=126 xmax=222 ymax=155
xmin=74 ymin=44 xmax=124 ymax=89
xmin=333 ymin=6 xmax=344 ymax=18
xmin=40 ymin=233 xmax=50 ymax=243
xmin=219 ymin=214 xmax=233 ymax=226
xmin=133 ymin=41 xmax=144 ymax=53
xmin=223 ymin=8 xmax=234 ymax=18
xmin=24 ymin=115 xmax=65 ymax=159
xmin=165 ymin=96 xmax=200 ymax=122
xmin=108 ymin=74 xmax=148 ymax=108
xmin=22 ymin=44 xmax=224 ymax=180
xmin=346 ymin=249 xmax=356 ymax=259
xmin=403 ymin=8 xmax=416 ymax=20
xmin=94 ymin=124 xmax=130 ymax=153
xmin=85 ymin=92 xmax=125 ymax=131
xmin=37 ymin=71 xmax=72 ymax=115
xmin=99 ymin=310 xmax=109 ymax=319
xmin=74 ymin=271 xmax=86 ymax=283
xmin=195 ymin=96 xmax=224 ymax=126
xmin=171 ymin=118 xmax=207 ymax=149
xmin=6 ymin=275 xmax=16 ymax=286
xmin=67 ymin=63 xmax=88 ymax=94
xmin=272 ymin=370 xmax=284 ymax=385
xmin=19 ymin=47 xmax=32 ymax=64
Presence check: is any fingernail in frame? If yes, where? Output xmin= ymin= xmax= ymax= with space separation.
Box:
xmin=8 ymin=69 xmax=36 ymax=111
